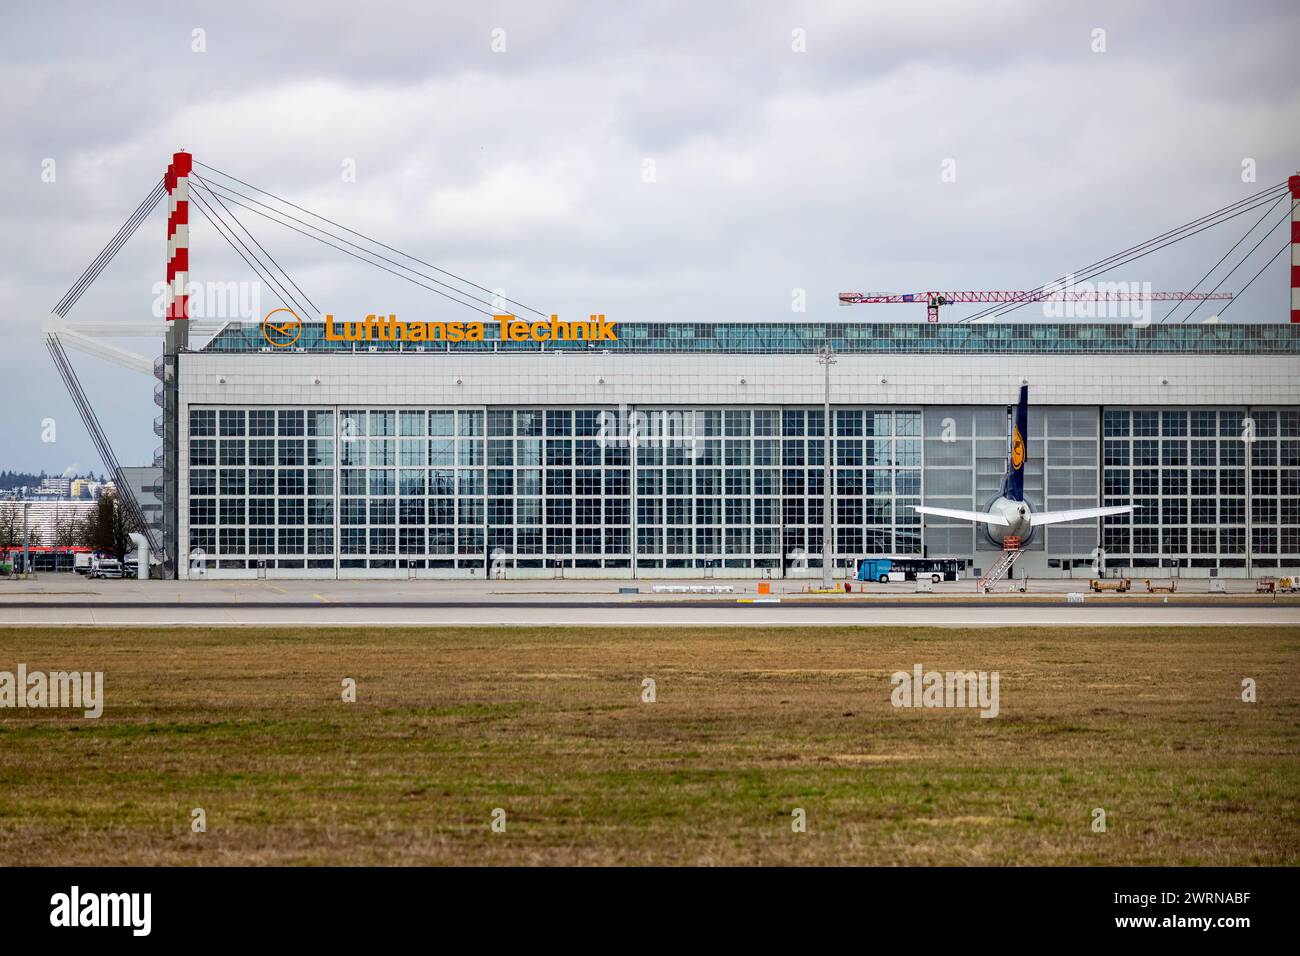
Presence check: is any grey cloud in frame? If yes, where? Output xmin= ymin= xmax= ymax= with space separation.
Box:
xmin=0 ymin=0 xmax=1297 ymax=471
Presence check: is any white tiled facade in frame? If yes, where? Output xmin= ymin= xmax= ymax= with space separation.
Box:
xmin=176 ymin=350 xmax=1300 ymax=579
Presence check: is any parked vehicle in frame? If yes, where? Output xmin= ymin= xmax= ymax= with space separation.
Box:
xmin=74 ymin=552 xmax=94 ymax=575
xmin=857 ymin=557 xmax=964 ymax=584
xmin=1090 ymin=578 xmax=1131 ymax=593
xmin=91 ymin=558 xmax=123 ymax=579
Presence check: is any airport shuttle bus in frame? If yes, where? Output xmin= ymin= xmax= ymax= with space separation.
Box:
xmin=856 ymin=557 xmax=965 ymax=584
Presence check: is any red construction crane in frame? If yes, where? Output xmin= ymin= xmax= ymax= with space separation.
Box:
xmin=838 ymin=290 xmax=1234 ymax=323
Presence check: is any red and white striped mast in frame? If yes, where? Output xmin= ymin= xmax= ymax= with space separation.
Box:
xmin=165 ymin=150 xmax=192 ymax=343
xmin=161 ymin=149 xmax=193 ymax=580
xmin=1290 ymin=173 xmax=1300 ymax=323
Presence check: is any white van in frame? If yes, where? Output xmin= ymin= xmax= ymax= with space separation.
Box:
xmin=91 ymin=558 xmax=123 ymax=579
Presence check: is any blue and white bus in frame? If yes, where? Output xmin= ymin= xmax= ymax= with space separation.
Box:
xmin=856 ymin=557 xmax=966 ymax=584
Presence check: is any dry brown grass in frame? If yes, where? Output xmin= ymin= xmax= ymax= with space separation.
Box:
xmin=0 ymin=625 xmax=1296 ymax=865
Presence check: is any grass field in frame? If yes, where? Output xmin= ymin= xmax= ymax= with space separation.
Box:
xmin=0 ymin=625 xmax=1297 ymax=866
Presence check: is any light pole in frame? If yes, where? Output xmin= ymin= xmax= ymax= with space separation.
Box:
xmin=817 ymin=345 xmax=837 ymax=587
xmin=22 ymin=500 xmax=30 ymax=577
xmin=1243 ymin=410 xmax=1254 ymax=580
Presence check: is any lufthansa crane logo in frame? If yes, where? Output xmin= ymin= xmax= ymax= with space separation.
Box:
xmin=1011 ymin=427 xmax=1025 ymax=469
xmin=261 ymin=308 xmax=302 ymax=348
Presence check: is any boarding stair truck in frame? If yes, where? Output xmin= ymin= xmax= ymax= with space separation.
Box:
xmin=977 ymin=536 xmax=1022 ymax=593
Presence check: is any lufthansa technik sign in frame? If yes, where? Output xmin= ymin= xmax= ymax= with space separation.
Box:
xmin=321 ymin=313 xmax=617 ymax=344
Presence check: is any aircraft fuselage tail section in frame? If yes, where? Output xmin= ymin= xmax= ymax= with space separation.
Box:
xmin=912 ymin=385 xmax=1135 ymax=549
xmin=1000 ymin=383 xmax=1029 ymax=502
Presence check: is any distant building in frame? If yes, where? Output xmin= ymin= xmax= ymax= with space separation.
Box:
xmin=37 ymin=477 xmax=71 ymax=498
xmin=118 ymin=466 xmax=163 ymax=545
xmin=0 ymin=498 xmax=96 ymax=548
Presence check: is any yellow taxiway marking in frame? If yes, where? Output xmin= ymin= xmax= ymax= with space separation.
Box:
xmin=313 ymin=593 xmax=332 ymax=603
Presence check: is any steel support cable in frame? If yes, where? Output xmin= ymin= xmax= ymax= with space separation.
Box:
xmin=1161 ymin=193 xmax=1289 ymax=323
xmin=60 ymin=183 xmax=166 ymax=314
xmin=190 ymin=186 xmax=310 ymax=318
xmin=192 ymin=172 xmax=319 ymax=316
xmin=44 ymin=335 xmax=163 ymax=558
xmin=55 ymin=179 xmax=166 ymax=316
xmin=193 ymin=178 xmax=512 ymax=317
xmin=959 ymin=181 xmax=1289 ymax=323
xmin=967 ymin=188 xmax=1289 ymax=323
xmin=52 ymin=340 xmax=139 ymax=546
xmin=44 ymin=339 xmax=110 ymax=480
xmin=190 ymin=188 xmax=312 ymax=319
xmin=193 ymin=159 xmax=548 ymax=318
xmin=981 ymin=192 xmax=1290 ymax=321
xmin=46 ymin=178 xmax=170 ymax=564
xmin=1214 ymin=240 xmax=1292 ymax=319
xmin=964 ymin=187 xmax=1289 ymax=322
xmin=1178 ymin=200 xmax=1299 ymax=324
xmin=962 ymin=187 xmax=1291 ymax=322
xmin=962 ymin=181 xmax=1288 ymax=322
xmin=55 ymin=179 xmax=164 ymax=315
xmin=189 ymin=181 xmax=499 ymax=317
xmin=56 ymin=186 xmax=162 ymax=316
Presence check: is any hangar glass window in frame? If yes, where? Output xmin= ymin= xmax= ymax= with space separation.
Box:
xmin=190 ymin=409 xmax=216 ymax=437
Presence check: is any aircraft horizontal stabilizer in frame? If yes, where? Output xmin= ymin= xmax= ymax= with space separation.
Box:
xmin=913 ymin=506 xmax=1010 ymax=526
xmin=1029 ymin=505 xmax=1135 ymax=527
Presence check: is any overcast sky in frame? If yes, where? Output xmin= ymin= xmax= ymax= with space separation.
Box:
xmin=2 ymin=0 xmax=1298 ymax=474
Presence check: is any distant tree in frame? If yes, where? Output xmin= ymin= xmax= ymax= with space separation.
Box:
xmin=109 ymin=502 xmax=134 ymax=561
xmin=83 ymin=493 xmax=134 ymax=561
xmin=0 ymin=502 xmax=20 ymax=548
xmin=76 ymin=512 xmax=95 ymax=550
xmin=49 ymin=506 xmax=81 ymax=550
xmin=0 ymin=503 xmax=50 ymax=548
xmin=0 ymin=471 xmax=47 ymax=492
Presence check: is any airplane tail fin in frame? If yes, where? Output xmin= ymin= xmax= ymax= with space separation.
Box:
xmin=1000 ymin=384 xmax=1029 ymax=501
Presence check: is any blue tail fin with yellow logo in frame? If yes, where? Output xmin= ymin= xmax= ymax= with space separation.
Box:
xmin=1000 ymin=384 xmax=1029 ymax=501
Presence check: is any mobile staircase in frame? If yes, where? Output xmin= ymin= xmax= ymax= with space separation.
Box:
xmin=977 ymin=536 xmax=1022 ymax=593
